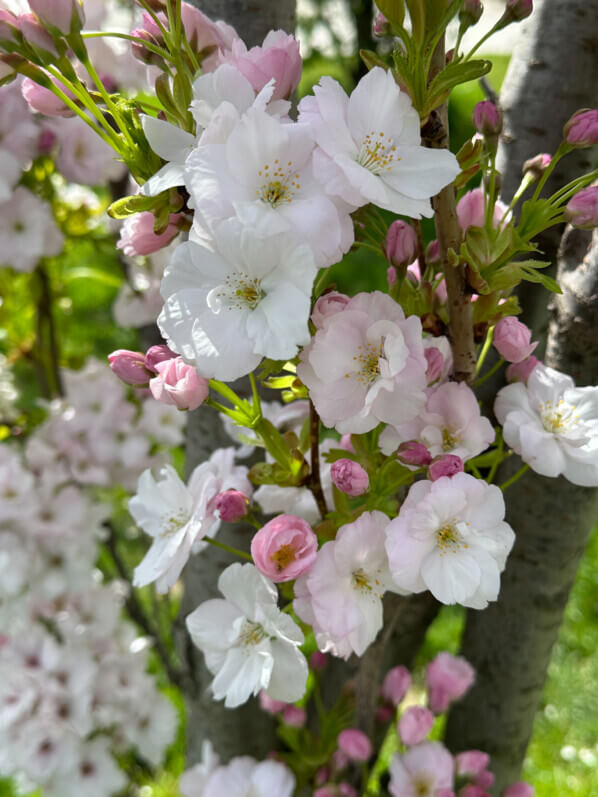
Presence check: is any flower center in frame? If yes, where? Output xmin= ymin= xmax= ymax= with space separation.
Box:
xmin=271 ymin=544 xmax=297 ymax=571
xmin=219 ymin=274 xmax=265 ymax=311
xmin=539 ymin=399 xmax=578 ymax=435
xmin=413 ymin=778 xmax=432 ymax=797
xmin=352 ymin=568 xmax=372 ymax=591
xmin=442 ymin=427 xmax=459 ymax=452
xmin=163 ymin=509 xmax=191 ymax=536
xmin=347 ymin=341 xmax=384 ymax=384
xmin=238 ymin=619 xmax=267 ymax=647
xmin=256 ymin=159 xmax=301 ymax=207
xmin=435 ymin=522 xmax=468 ymax=555
xmin=356 ymin=131 xmax=400 ymax=175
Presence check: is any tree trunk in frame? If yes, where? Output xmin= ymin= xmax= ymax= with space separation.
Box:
xmin=445 ymin=227 xmax=598 ymax=792
xmin=180 ymin=0 xmax=297 ymax=765
xmin=496 ymin=0 xmax=598 ymax=342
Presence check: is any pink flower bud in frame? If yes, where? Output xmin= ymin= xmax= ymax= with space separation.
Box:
xmin=426 ymin=239 xmax=441 ymax=264
xmin=475 ymin=770 xmax=495 ymax=790
xmin=251 ymin=514 xmax=318 ymax=582
xmin=564 ymin=186 xmax=598 ymax=230
xmin=311 ymin=291 xmax=350 ymax=328
xmin=17 ymin=13 xmax=58 ymax=55
xmin=455 ymin=751 xmax=490 ymax=777
xmin=22 ymin=76 xmax=75 ymax=117
xmin=436 ymin=791 xmax=456 ymax=797
xmin=315 ymin=767 xmax=329 ymax=786
xmin=381 ymin=665 xmax=411 ymax=706
xmin=330 ymin=459 xmax=369 ymax=497
xmin=385 ymin=220 xmax=418 ymax=269
xmin=130 ymin=27 xmax=163 ymax=65
xmin=221 ymin=30 xmax=302 ymax=101
xmin=563 ymin=109 xmax=598 ymax=148
xmin=460 ymin=0 xmax=483 ymax=26
xmin=310 ymin=651 xmax=328 ymax=671
xmin=398 ymin=706 xmax=435 ymax=745
xmin=375 ymin=704 xmax=394 ymax=724
xmin=503 ymin=782 xmax=534 ymax=797
xmin=339 ymin=785 xmax=357 ymax=797
xmin=108 ymin=349 xmax=151 ymax=386
xmin=339 ymin=434 xmax=355 ymax=454
xmin=331 ymin=749 xmax=349 ymax=773
xmin=457 ymin=188 xmax=509 ymax=232
xmin=314 ymin=788 xmax=337 ymax=797
xmin=426 ymin=652 xmax=475 ymax=714
xmin=117 ymin=212 xmax=182 ymax=257
xmin=212 ymin=489 xmax=249 ymax=522
xmin=397 ymin=441 xmax=432 ymax=467
xmin=505 ymin=0 xmax=533 ymax=21
xmin=38 ymin=127 xmax=56 ymax=153
xmin=144 ymin=344 xmax=177 ymax=373
xmin=493 ymin=316 xmax=538 ymax=363
xmin=522 ymin=153 xmax=551 ymax=181
xmin=259 ymin=690 xmax=287 ymax=714
xmin=149 ymin=357 xmax=209 ymax=411
xmin=424 ymin=347 xmax=445 ymax=384
xmin=373 ymin=12 xmax=391 ymax=37
xmin=387 ymin=265 xmax=398 ymax=288
xmin=0 ymin=10 xmax=19 ymax=42
xmin=282 ymin=705 xmax=306 ymax=727
xmin=337 ymin=729 xmax=372 ymax=762
xmin=460 ymin=787 xmax=489 ymax=797
xmin=473 ymin=100 xmax=503 ymax=137
xmin=29 ymin=0 xmax=84 ymax=36
xmin=429 ymin=455 xmax=464 ymax=481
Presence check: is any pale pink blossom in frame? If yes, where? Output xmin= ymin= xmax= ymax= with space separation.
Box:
xmin=22 ymin=76 xmax=76 ymax=117
xmin=220 ymin=30 xmax=302 ymax=101
xmin=386 ymin=474 xmax=515 ymax=609
xmin=493 ymin=317 xmax=538 ymax=363
xmin=298 ymin=291 xmax=427 ymax=434
xmin=381 ymin=665 xmax=411 ymax=706
xmin=294 ymin=511 xmax=401 ymax=657
xmin=0 ymin=77 xmax=40 ymax=165
xmin=311 ymin=291 xmax=351 ymax=329
xmin=251 ymin=514 xmax=318 ymax=583
xmin=389 ymin=741 xmax=454 ymax=797
xmin=330 ymin=459 xmax=369 ymax=496
xmin=337 ymin=729 xmax=372 ymax=762
xmin=29 ymin=0 xmax=84 ymax=35
xmin=506 ymin=356 xmax=540 ymax=384
xmin=149 ymin=357 xmax=209 ymax=411
xmin=398 ymin=706 xmax=435 ymax=745
xmin=426 ymin=652 xmax=475 ymax=713
xmin=117 ymin=212 xmax=182 ymax=257
xmin=50 ymin=117 xmax=127 ymax=185
xmin=0 ymin=186 xmax=64 ymax=273
xmin=202 ymin=756 xmax=295 ymax=797
xmin=457 ymin=187 xmax=509 ymax=232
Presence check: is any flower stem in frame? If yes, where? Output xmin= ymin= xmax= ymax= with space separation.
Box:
xmin=308 ymin=401 xmax=328 ymax=519
xmin=203 ymin=536 xmax=253 ymax=562
xmin=474 ymin=357 xmax=504 ymax=388
xmin=475 ymin=326 xmax=495 ymax=375
xmin=499 ymin=463 xmax=529 ymax=491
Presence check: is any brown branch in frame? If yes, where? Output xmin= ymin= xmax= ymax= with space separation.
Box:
xmin=308 ymin=400 xmax=329 ymax=519
xmin=35 ymin=263 xmax=64 ymax=398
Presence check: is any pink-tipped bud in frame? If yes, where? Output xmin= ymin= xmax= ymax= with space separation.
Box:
xmin=38 ymin=127 xmax=56 ymax=154
xmin=473 ymin=100 xmax=503 ymax=137
xmin=29 ymin=0 xmax=84 ymax=36
xmin=385 ymin=220 xmax=418 ymax=269
xmin=282 ymin=705 xmax=306 ymax=727
xmin=149 ymin=357 xmax=209 ymax=411
xmin=22 ymin=76 xmax=75 ymax=117
xmin=460 ymin=0 xmax=484 ymax=27
xmin=108 ymin=349 xmax=151 ymax=386
xmin=310 ymin=651 xmax=328 ymax=671
xmin=251 ymin=514 xmax=318 ymax=583
xmin=311 ymin=291 xmax=350 ymax=329
xmin=387 ymin=265 xmax=398 ymax=288
xmin=117 ymin=212 xmax=182 ymax=257
xmin=381 ymin=665 xmax=411 ymax=706
xmin=339 ymin=434 xmax=355 ymax=454
xmin=455 ymin=751 xmax=490 ymax=777
xmin=505 ymin=0 xmax=533 ymax=21
xmin=17 ymin=13 xmax=58 ymax=56
xmin=373 ymin=11 xmax=392 ymax=37
xmin=506 ymin=356 xmax=539 ymax=384
xmin=258 ymin=691 xmax=287 ymax=715
xmin=130 ymin=27 xmax=162 ymax=65
xmin=503 ymin=782 xmax=535 ymax=797
xmin=375 ymin=704 xmax=394 ymax=724
xmin=0 ymin=10 xmax=19 ymax=43
xmin=330 ymin=459 xmax=369 ymax=497
xmin=476 ymin=770 xmax=495 ymax=790
xmin=337 ymin=729 xmax=372 ymax=763
xmin=428 ymin=455 xmax=464 ymax=481
xmin=564 ymin=186 xmax=598 ymax=229
xmin=397 ymin=441 xmax=432 ymax=467
xmin=397 ymin=706 xmax=435 ymax=745
xmin=212 ymin=489 xmax=249 ymax=522
xmin=493 ymin=316 xmax=538 ymax=363
xmin=522 ymin=153 xmax=552 ymax=181
xmin=426 ymin=238 xmax=441 ymax=264
xmin=426 ymin=652 xmax=475 ymax=714
xmin=563 ymin=109 xmax=598 ymax=148
xmin=144 ymin=344 xmax=177 ymax=373
xmin=424 ymin=347 xmax=445 ymax=384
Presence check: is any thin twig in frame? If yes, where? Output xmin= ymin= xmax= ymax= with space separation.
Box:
xmin=36 ymin=263 xmax=64 ymax=397
xmin=308 ymin=400 xmax=328 ymax=519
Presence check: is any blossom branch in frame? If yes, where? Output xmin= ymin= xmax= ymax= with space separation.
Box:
xmin=308 ymin=400 xmax=328 ymax=519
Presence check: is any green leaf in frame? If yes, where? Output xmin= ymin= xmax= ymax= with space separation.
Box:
xmin=63 ymin=268 xmax=122 ymax=288
xmin=360 ymin=48 xmax=389 ymax=72
xmin=518 ymin=264 xmax=562 ymax=293
xmin=405 ymin=0 xmax=425 ymax=42
xmin=107 ymin=193 xmax=159 ymax=219
xmin=375 ymin=0 xmax=405 ymax=30
xmin=427 ymin=59 xmax=492 ymax=109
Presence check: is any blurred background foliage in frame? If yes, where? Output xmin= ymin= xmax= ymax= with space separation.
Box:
xmin=0 ymin=2 xmax=596 ymax=795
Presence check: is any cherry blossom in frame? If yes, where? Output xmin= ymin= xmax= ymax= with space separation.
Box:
xmin=389 ymin=742 xmax=454 ymax=797
xmin=0 ymin=186 xmax=64 ymax=272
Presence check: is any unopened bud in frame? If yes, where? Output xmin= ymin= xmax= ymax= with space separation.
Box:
xmin=17 ymin=13 xmax=58 ymax=57
xmin=337 ymin=729 xmax=372 ymax=763
xmin=29 ymin=0 xmax=84 ymax=36
xmin=130 ymin=27 xmax=163 ymax=65
xmin=522 ymin=153 xmax=551 ymax=181
xmin=506 ymin=356 xmax=539 ymax=384
xmin=425 ymin=238 xmax=441 ymax=264
xmin=563 ymin=108 xmax=598 ymax=148
xmin=373 ymin=12 xmax=391 ymax=37
xmin=503 ymin=0 xmax=533 ymax=23
xmin=310 ymin=651 xmax=328 ymax=670
xmin=564 ymin=186 xmax=598 ymax=230
xmin=397 ymin=441 xmax=432 ymax=467
xmin=282 ymin=705 xmax=306 ymax=727
xmin=0 ymin=10 xmax=20 ymax=45
xmin=473 ymin=100 xmax=503 ymax=137
xmin=381 ymin=665 xmax=411 ymax=706
xmin=330 ymin=459 xmax=369 ymax=497
xmin=385 ymin=220 xmax=418 ymax=269
xmin=108 ymin=349 xmax=152 ymax=386
xmin=398 ymin=706 xmax=435 ymax=745
xmin=144 ymin=344 xmax=177 ymax=372
xmin=212 ymin=489 xmax=249 ymax=522
xmin=428 ymin=455 xmax=464 ymax=481
xmin=459 ymin=0 xmax=484 ymax=28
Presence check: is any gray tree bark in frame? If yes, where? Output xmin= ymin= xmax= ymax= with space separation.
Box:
xmin=179 ymin=0 xmax=297 ymax=766
xmin=445 ymin=227 xmax=598 ymax=793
